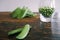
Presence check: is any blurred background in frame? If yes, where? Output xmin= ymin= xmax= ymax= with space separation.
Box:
xmin=0 ymin=0 xmax=60 ymax=12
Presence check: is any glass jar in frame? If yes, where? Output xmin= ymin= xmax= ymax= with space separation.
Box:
xmin=39 ymin=0 xmax=55 ymax=22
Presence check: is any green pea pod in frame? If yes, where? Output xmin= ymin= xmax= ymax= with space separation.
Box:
xmin=8 ymin=28 xmax=22 ymax=35
xmin=16 ymin=24 xmax=31 ymax=39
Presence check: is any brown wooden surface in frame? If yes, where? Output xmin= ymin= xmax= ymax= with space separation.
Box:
xmin=0 ymin=12 xmax=39 ymax=23
xmin=0 ymin=12 xmax=52 ymax=40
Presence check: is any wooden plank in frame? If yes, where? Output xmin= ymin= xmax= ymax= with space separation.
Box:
xmin=0 ymin=12 xmax=52 ymax=40
xmin=0 ymin=12 xmax=39 ymax=23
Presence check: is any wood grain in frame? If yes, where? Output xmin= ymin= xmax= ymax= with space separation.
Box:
xmin=0 ymin=12 xmax=52 ymax=40
xmin=0 ymin=12 xmax=39 ymax=23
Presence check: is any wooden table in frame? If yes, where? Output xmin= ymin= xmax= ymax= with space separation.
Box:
xmin=0 ymin=12 xmax=52 ymax=40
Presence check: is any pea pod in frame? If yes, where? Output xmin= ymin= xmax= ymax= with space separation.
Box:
xmin=16 ymin=24 xmax=31 ymax=39
xmin=8 ymin=28 xmax=22 ymax=35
